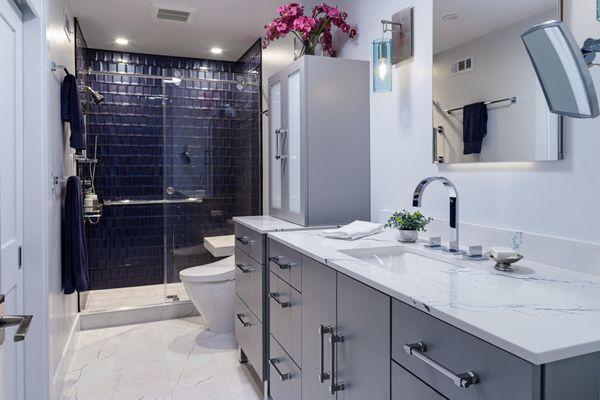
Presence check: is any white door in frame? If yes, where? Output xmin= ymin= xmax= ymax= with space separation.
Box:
xmin=0 ymin=1 xmax=24 ymax=399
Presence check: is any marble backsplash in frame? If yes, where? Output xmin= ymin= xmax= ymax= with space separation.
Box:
xmin=378 ymin=209 xmax=600 ymax=276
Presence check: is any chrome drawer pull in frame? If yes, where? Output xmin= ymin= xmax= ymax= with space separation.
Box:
xmin=236 ymin=263 xmax=253 ymax=274
xmin=236 ymin=236 xmax=250 ymax=245
xmin=269 ymin=256 xmax=292 ymax=270
xmin=269 ymin=357 xmax=292 ymax=381
xmin=318 ymin=325 xmax=333 ymax=382
xmin=403 ymin=342 xmax=480 ymax=388
xmin=269 ymin=292 xmax=291 ymax=308
xmin=236 ymin=313 xmax=252 ymax=327
xmin=329 ymin=333 xmax=345 ymax=394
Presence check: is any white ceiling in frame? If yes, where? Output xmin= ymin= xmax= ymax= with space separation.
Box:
xmin=68 ymin=0 xmax=285 ymax=61
xmin=433 ymin=0 xmax=558 ymax=54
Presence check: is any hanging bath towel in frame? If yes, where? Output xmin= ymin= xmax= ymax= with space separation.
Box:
xmin=463 ymin=102 xmax=488 ymax=155
xmin=62 ymin=176 xmax=89 ymax=294
xmin=60 ymin=74 xmax=86 ymax=150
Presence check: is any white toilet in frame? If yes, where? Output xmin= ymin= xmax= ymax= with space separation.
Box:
xmin=180 ymin=255 xmax=235 ymax=334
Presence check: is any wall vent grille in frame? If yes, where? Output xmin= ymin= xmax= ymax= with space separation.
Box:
xmin=451 ymin=56 xmax=473 ymax=75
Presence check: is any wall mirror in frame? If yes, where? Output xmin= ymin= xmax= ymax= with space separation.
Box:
xmin=432 ymin=0 xmax=563 ymax=164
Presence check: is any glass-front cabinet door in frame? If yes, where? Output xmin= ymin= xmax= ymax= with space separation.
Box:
xmin=285 ymin=68 xmax=304 ymax=224
xmin=269 ymin=79 xmax=285 ymax=218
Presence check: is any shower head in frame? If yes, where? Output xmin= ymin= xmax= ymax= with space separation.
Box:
xmin=83 ymin=85 xmax=105 ymax=104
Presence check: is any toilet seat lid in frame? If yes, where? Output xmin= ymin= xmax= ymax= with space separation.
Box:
xmin=180 ymin=255 xmax=235 ymax=283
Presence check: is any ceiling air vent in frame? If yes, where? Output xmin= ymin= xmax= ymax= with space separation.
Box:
xmin=451 ymin=55 xmax=473 ymax=75
xmin=156 ymin=8 xmax=191 ymax=22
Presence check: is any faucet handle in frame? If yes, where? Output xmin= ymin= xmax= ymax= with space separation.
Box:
xmin=468 ymin=246 xmax=483 ymax=257
xmin=425 ymin=237 xmax=442 ymax=248
xmin=463 ymin=245 xmax=488 ymax=261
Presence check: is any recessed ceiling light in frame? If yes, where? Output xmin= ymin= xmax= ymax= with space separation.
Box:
xmin=210 ymin=47 xmax=223 ymax=54
xmin=441 ymin=13 xmax=460 ymax=21
xmin=199 ymin=66 xmax=208 ymax=70
xmin=115 ymin=37 xmax=129 ymax=45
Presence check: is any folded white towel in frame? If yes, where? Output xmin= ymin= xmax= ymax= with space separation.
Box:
xmin=490 ymin=246 xmax=519 ymax=259
xmin=321 ymin=221 xmax=384 ymax=241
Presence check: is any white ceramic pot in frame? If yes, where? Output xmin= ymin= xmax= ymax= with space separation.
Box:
xmin=396 ymin=230 xmax=418 ymax=243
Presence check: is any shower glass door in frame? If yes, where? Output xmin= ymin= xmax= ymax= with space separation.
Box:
xmin=162 ymin=73 xmax=219 ymax=302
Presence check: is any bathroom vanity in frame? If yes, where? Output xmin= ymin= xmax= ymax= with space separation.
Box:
xmin=232 ymin=216 xmax=336 ymax=390
xmin=261 ymin=229 xmax=600 ymax=400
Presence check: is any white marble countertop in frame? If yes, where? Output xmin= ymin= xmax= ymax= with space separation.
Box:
xmin=233 ymin=215 xmax=336 ymax=234
xmin=268 ymin=228 xmax=600 ymax=365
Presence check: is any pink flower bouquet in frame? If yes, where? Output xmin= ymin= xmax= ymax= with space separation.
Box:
xmin=263 ymin=3 xmax=357 ymax=57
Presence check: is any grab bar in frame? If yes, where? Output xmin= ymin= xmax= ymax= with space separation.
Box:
xmin=103 ymin=198 xmax=203 ymax=206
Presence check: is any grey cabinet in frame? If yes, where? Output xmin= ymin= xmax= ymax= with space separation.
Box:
xmin=234 ymin=222 xmax=268 ymax=385
xmin=392 ymin=361 xmax=448 ymax=400
xmin=270 ymin=335 xmax=302 ymax=400
xmin=269 ymin=272 xmax=302 ymax=366
xmin=392 ymin=299 xmax=540 ymax=400
xmin=268 ymin=55 xmax=371 ymax=226
xmin=301 ymin=255 xmax=390 ymax=400
xmin=336 ymin=273 xmax=390 ymax=400
xmin=301 ymin=256 xmax=337 ymax=400
xmin=235 ymin=296 xmax=263 ymax=380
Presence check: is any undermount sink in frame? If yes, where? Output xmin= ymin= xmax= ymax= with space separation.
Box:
xmin=339 ymin=246 xmax=457 ymax=275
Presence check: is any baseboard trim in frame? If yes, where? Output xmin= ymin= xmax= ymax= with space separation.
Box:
xmin=51 ymin=313 xmax=80 ymax=400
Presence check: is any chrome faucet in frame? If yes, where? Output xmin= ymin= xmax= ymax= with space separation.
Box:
xmin=412 ymin=177 xmax=464 ymax=254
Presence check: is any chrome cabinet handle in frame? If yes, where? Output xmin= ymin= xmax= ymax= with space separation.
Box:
xmin=274 ymin=129 xmax=288 ymax=161
xmin=0 ymin=315 xmax=33 ymax=342
xmin=269 ymin=357 xmax=292 ymax=381
xmin=269 ymin=256 xmax=292 ymax=270
xmin=404 ymin=342 xmax=480 ymax=388
xmin=236 ymin=313 xmax=252 ymax=327
xmin=318 ymin=325 xmax=333 ymax=382
xmin=275 ymin=129 xmax=282 ymax=160
xmin=236 ymin=263 xmax=253 ymax=274
xmin=236 ymin=236 xmax=250 ymax=245
xmin=329 ymin=332 xmax=345 ymax=394
xmin=269 ymin=292 xmax=291 ymax=308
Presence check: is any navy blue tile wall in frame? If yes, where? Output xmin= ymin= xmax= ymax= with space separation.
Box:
xmin=79 ymin=43 xmax=262 ymax=291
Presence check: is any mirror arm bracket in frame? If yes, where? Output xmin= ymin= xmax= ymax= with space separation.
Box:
xmin=581 ymin=38 xmax=600 ymax=66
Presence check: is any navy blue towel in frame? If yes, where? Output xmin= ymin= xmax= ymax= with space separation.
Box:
xmin=62 ymin=176 xmax=88 ymax=294
xmin=60 ymin=74 xmax=86 ymax=151
xmin=463 ymin=102 xmax=488 ymax=155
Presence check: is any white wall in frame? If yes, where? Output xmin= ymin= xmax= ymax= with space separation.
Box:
xmin=433 ymin=11 xmax=559 ymax=163
xmin=45 ymin=0 xmax=78 ymax=393
xmin=302 ymin=0 xmax=600 ymax=245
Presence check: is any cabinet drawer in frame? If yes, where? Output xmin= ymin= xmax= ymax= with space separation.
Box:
xmin=393 ymin=361 xmax=447 ymax=400
xmin=269 ymin=272 xmax=302 ymax=367
xmin=392 ymin=299 xmax=539 ymax=400
xmin=269 ymin=334 xmax=301 ymax=400
xmin=235 ymin=223 xmax=264 ymax=264
xmin=235 ymin=295 xmax=263 ymax=380
xmin=235 ymin=248 xmax=263 ymax=322
xmin=268 ymin=239 xmax=302 ymax=292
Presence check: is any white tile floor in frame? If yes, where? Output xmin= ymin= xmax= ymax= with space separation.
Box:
xmin=60 ymin=317 xmax=262 ymax=400
xmin=84 ymin=283 xmax=190 ymax=312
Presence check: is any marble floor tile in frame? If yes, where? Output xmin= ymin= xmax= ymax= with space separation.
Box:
xmin=60 ymin=317 xmax=261 ymax=400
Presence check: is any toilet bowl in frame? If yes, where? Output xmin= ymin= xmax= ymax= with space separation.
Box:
xmin=180 ymin=255 xmax=235 ymax=333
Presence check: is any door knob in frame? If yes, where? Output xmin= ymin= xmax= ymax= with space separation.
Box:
xmin=0 ymin=315 xmax=33 ymax=343
xmin=0 ymin=294 xmax=33 ymax=343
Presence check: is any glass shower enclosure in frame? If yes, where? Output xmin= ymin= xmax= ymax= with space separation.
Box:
xmin=80 ymin=54 xmax=260 ymax=312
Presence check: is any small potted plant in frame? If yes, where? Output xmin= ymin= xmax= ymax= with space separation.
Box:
xmin=385 ymin=210 xmax=433 ymax=243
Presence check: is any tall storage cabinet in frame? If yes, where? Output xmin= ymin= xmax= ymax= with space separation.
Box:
xmin=268 ymin=55 xmax=370 ymax=226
